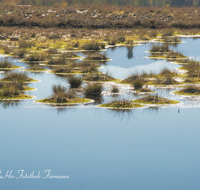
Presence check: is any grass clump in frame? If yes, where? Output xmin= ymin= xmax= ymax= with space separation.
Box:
xmin=133 ymin=80 xmax=144 ymax=90
xmin=150 ymin=44 xmax=170 ymax=53
xmin=0 ymin=59 xmax=13 ymax=68
xmin=84 ymin=73 xmax=115 ymax=82
xmin=68 ymin=76 xmax=83 ymax=88
xmin=132 ymin=94 xmax=179 ymax=105
xmin=36 ymin=84 xmax=90 ymax=104
xmin=100 ymin=99 xmax=143 ymax=109
xmin=174 ymin=85 xmax=200 ymax=95
xmin=159 ymin=67 xmax=177 ymax=77
xmin=24 ymin=54 xmax=47 ymax=62
xmin=81 ymin=41 xmax=105 ymax=50
xmin=26 ymin=64 xmax=45 ymax=71
xmin=85 ymin=52 xmax=108 ymax=60
xmin=0 ymin=82 xmax=32 ymax=100
xmin=122 ymin=73 xmax=145 ymax=84
xmin=84 ymin=83 xmax=103 ymax=97
xmin=52 ymin=66 xmax=72 ymax=73
xmin=1 ymin=72 xmax=34 ymax=83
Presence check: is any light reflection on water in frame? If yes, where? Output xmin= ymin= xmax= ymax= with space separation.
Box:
xmin=1 ymin=38 xmax=200 ymax=190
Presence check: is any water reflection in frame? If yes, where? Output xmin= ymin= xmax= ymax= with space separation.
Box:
xmin=108 ymin=108 xmax=136 ymax=122
xmin=0 ymin=100 xmax=21 ymax=109
xmin=126 ymin=46 xmax=134 ymax=59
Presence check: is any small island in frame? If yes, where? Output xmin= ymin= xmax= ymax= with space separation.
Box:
xmin=174 ymin=85 xmax=200 ymax=95
xmin=99 ymin=99 xmax=143 ymax=109
xmin=36 ymin=84 xmax=93 ymax=105
xmin=132 ymin=94 xmax=180 ymax=105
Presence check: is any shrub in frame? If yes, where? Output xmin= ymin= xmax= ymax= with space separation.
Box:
xmin=68 ymin=76 xmax=82 ymax=88
xmin=84 ymin=83 xmax=103 ymax=97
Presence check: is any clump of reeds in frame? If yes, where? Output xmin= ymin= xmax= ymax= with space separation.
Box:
xmin=18 ymin=40 xmax=34 ymax=49
xmin=0 ymin=59 xmax=12 ymax=68
xmin=181 ymin=85 xmax=200 ymax=94
xmin=2 ymin=72 xmax=31 ymax=83
xmin=150 ymin=44 xmax=170 ymax=53
xmin=68 ymin=76 xmax=82 ymax=88
xmin=159 ymin=67 xmax=177 ymax=77
xmin=51 ymin=84 xmax=76 ymax=103
xmin=133 ymin=80 xmax=144 ymax=90
xmin=52 ymin=66 xmax=72 ymax=73
xmin=27 ymin=64 xmax=44 ymax=71
xmin=84 ymin=73 xmax=114 ymax=81
xmin=81 ymin=41 xmax=105 ymax=50
xmin=85 ymin=52 xmax=108 ymax=60
xmin=24 ymin=54 xmax=47 ymax=61
xmin=84 ymin=83 xmax=103 ymax=97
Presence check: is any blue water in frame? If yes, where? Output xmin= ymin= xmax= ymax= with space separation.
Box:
xmin=1 ymin=38 xmax=200 ymax=190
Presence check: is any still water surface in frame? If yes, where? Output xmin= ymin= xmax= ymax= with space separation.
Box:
xmin=0 ymin=38 xmax=200 ymax=190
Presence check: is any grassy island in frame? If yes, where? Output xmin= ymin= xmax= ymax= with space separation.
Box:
xmin=99 ymin=99 xmax=143 ymax=109
xmin=36 ymin=84 xmax=92 ymax=105
xmin=0 ymin=72 xmax=38 ymax=83
xmin=174 ymin=85 xmax=200 ymax=95
xmin=132 ymin=94 xmax=180 ymax=105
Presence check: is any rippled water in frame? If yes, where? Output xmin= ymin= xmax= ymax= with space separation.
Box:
xmin=1 ymin=38 xmax=200 ymax=190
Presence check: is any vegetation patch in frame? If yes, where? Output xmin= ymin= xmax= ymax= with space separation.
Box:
xmin=36 ymin=84 xmax=92 ymax=105
xmin=99 ymin=99 xmax=143 ymax=109
xmin=0 ymin=59 xmax=21 ymax=70
xmin=132 ymin=94 xmax=179 ymax=105
xmin=174 ymin=85 xmax=200 ymax=95
xmin=0 ymin=72 xmax=38 ymax=83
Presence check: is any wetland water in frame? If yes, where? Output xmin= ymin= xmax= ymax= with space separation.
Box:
xmin=1 ymin=38 xmax=200 ymax=190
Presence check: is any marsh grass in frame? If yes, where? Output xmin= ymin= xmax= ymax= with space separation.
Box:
xmin=133 ymin=80 xmax=144 ymax=90
xmin=100 ymin=99 xmax=142 ymax=109
xmin=0 ymin=59 xmax=13 ymax=68
xmin=68 ymin=76 xmax=83 ymax=88
xmin=133 ymin=94 xmax=179 ymax=104
xmin=175 ymin=85 xmax=200 ymax=95
xmin=19 ymin=40 xmax=35 ymax=49
xmin=159 ymin=67 xmax=177 ymax=77
xmin=52 ymin=66 xmax=72 ymax=73
xmin=150 ymin=44 xmax=170 ymax=53
xmin=122 ymin=72 xmax=145 ymax=83
xmin=82 ymin=41 xmax=105 ymax=50
xmin=2 ymin=72 xmax=32 ymax=83
xmin=27 ymin=64 xmax=45 ymax=71
xmin=85 ymin=52 xmax=108 ymax=60
xmin=84 ymin=73 xmax=114 ymax=81
xmin=24 ymin=54 xmax=47 ymax=62
xmin=84 ymin=83 xmax=103 ymax=97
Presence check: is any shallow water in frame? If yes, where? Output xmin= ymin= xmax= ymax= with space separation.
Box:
xmin=1 ymin=38 xmax=200 ymax=190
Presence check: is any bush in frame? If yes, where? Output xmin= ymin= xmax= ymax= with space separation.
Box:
xmin=84 ymin=83 xmax=103 ymax=97
xmin=68 ymin=76 xmax=82 ymax=88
